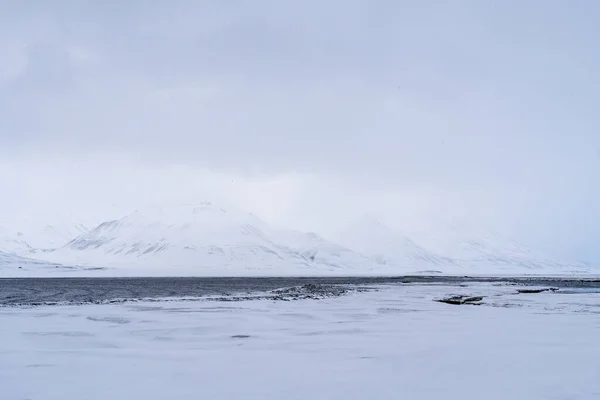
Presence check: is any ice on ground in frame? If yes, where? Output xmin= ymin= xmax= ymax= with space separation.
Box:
xmin=1 ymin=283 xmax=599 ymax=400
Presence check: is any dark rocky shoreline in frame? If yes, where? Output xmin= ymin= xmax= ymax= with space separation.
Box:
xmin=2 ymin=275 xmax=598 ymax=308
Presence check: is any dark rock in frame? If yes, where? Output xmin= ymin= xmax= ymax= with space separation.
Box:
xmin=437 ymin=295 xmax=484 ymax=305
xmin=3 ymin=284 xmax=373 ymax=308
xmin=517 ymin=288 xmax=559 ymax=294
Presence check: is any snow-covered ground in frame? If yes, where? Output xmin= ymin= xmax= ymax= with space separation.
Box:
xmin=2 ymin=282 xmax=599 ymax=399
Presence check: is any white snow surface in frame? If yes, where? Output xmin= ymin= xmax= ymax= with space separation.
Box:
xmin=2 ymin=283 xmax=599 ymax=400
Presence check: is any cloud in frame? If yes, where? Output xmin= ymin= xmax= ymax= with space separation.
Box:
xmin=1 ymin=1 xmax=599 ymax=262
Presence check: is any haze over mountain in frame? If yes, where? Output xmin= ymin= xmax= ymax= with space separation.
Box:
xmin=0 ymin=202 xmax=591 ymax=277
xmin=334 ymin=215 xmax=454 ymax=268
xmin=335 ymin=215 xmax=590 ymax=274
xmin=0 ymin=214 xmax=89 ymax=254
xmin=2 ymin=1 xmax=600 ymax=267
xmin=0 ymin=226 xmax=34 ymax=255
xmin=34 ymin=203 xmax=378 ymax=276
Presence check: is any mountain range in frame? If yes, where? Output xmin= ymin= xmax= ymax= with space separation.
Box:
xmin=0 ymin=203 xmax=592 ymax=276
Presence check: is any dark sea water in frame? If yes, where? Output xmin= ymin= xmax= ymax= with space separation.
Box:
xmin=1 ymin=276 xmax=599 ymax=306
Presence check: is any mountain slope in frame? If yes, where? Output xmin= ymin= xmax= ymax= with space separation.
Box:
xmin=276 ymin=230 xmax=377 ymax=272
xmin=45 ymin=203 xmax=376 ymax=275
xmin=406 ymin=218 xmax=590 ymax=272
xmin=336 ymin=215 xmax=590 ymax=274
xmin=0 ymin=250 xmax=59 ymax=274
xmin=6 ymin=206 xmax=591 ymax=276
xmin=334 ymin=216 xmax=454 ymax=271
xmin=26 ymin=222 xmax=89 ymax=251
xmin=0 ymin=228 xmax=34 ymax=255
xmin=0 ymin=215 xmax=89 ymax=254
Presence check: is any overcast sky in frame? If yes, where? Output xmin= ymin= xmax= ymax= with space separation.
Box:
xmin=1 ymin=1 xmax=599 ymax=262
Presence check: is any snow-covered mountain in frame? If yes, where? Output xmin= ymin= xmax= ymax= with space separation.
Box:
xmin=25 ymin=222 xmax=89 ymax=251
xmin=334 ymin=216 xmax=455 ymax=270
xmin=2 ymin=205 xmax=591 ymax=276
xmin=335 ymin=215 xmax=590 ymax=274
xmin=44 ymin=203 xmax=378 ymax=275
xmin=276 ymin=230 xmax=376 ymax=271
xmin=0 ymin=214 xmax=90 ymax=254
xmin=0 ymin=227 xmax=34 ymax=254
xmin=407 ymin=217 xmax=590 ymax=272
xmin=0 ymin=249 xmax=59 ymax=274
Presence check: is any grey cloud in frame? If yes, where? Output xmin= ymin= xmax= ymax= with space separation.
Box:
xmin=1 ymin=1 xmax=599 ymax=262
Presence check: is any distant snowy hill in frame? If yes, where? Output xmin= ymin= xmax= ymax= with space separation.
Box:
xmin=406 ymin=217 xmax=590 ymax=273
xmin=43 ymin=203 xmax=378 ymax=275
xmin=25 ymin=222 xmax=89 ymax=251
xmin=334 ymin=216 xmax=454 ymax=271
xmin=275 ymin=230 xmax=376 ymax=272
xmin=335 ymin=215 xmax=590 ymax=274
xmin=0 ymin=249 xmax=59 ymax=274
xmin=1 ymin=205 xmax=592 ymax=276
xmin=0 ymin=214 xmax=89 ymax=254
xmin=0 ymin=227 xmax=34 ymax=254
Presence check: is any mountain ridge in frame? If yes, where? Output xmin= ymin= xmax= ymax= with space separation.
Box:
xmin=41 ymin=203 xmax=379 ymax=275
xmin=0 ymin=204 xmax=592 ymax=276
